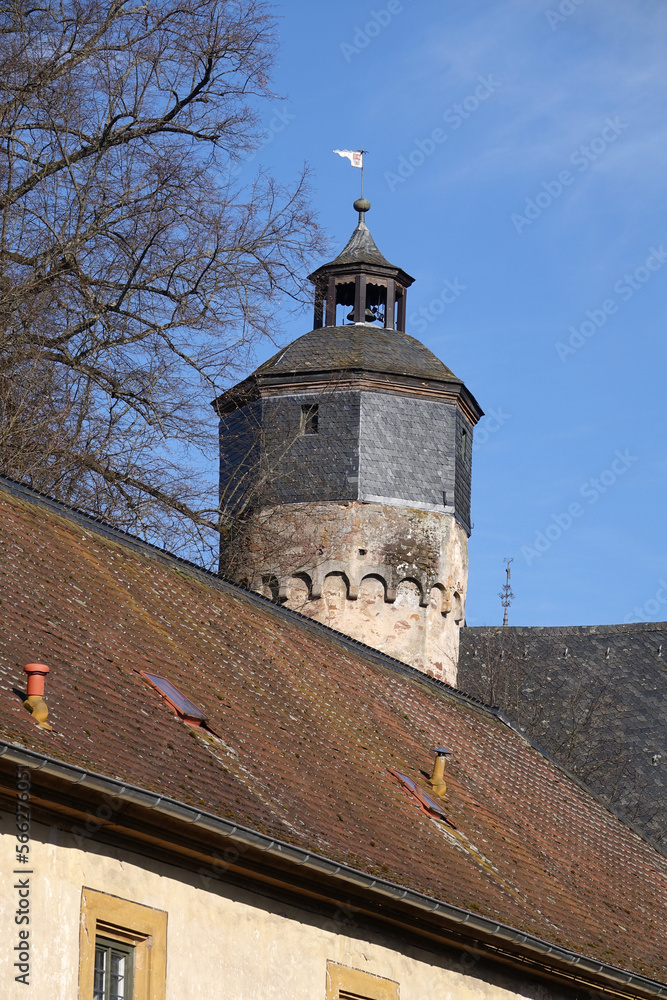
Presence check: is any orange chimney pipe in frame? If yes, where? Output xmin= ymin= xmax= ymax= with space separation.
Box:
xmin=23 ymin=663 xmax=52 ymax=730
xmin=24 ymin=663 xmax=49 ymax=696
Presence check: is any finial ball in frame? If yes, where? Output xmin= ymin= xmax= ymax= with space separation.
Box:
xmin=354 ymin=198 xmax=371 ymax=214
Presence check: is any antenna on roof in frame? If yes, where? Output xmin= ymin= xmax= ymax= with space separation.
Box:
xmin=499 ymin=557 xmax=514 ymax=627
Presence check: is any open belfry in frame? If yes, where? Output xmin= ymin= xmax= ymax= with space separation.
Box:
xmin=214 ymin=199 xmax=482 ymax=684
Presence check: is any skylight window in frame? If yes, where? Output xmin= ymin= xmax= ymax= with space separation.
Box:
xmin=388 ymin=768 xmax=456 ymax=828
xmin=139 ymin=670 xmax=207 ymax=726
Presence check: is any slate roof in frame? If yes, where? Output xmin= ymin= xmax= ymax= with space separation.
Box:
xmin=256 ymin=324 xmax=459 ymax=382
xmin=458 ymin=624 xmax=667 ymax=851
xmin=1 ymin=478 xmax=667 ymax=983
xmin=324 ymin=220 xmax=395 ymax=269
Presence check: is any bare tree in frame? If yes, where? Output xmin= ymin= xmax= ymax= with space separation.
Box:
xmin=0 ymin=0 xmax=324 ymax=562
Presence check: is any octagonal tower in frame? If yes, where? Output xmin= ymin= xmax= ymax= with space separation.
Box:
xmin=213 ymin=201 xmax=483 ymax=685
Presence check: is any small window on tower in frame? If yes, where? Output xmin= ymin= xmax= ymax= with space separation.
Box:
xmin=301 ymin=404 xmax=319 ymax=435
xmin=461 ymin=429 xmax=467 ymax=461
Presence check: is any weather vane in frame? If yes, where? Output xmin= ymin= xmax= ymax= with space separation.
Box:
xmin=333 ymin=148 xmax=369 ymax=199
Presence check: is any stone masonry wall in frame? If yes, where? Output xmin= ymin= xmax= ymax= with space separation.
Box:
xmin=237 ymin=500 xmax=469 ymax=685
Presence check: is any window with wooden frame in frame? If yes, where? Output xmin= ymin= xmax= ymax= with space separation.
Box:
xmin=94 ymin=936 xmax=133 ymax=1000
xmin=326 ymin=961 xmax=399 ymax=1000
xmin=79 ymin=888 xmax=167 ymax=1000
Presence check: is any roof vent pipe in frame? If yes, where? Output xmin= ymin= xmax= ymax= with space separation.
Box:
xmin=428 ymin=747 xmax=452 ymax=797
xmin=23 ymin=663 xmax=52 ymax=730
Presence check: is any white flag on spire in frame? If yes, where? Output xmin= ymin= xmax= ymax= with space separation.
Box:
xmin=334 ymin=149 xmax=363 ymax=169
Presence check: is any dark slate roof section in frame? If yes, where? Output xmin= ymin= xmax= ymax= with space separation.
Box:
xmin=256 ymin=325 xmax=458 ymax=381
xmin=1 ymin=479 xmax=667 ymax=982
xmin=327 ymin=220 xmax=394 ymax=268
xmin=458 ymin=624 xmax=667 ymax=852
xmin=307 ymin=219 xmax=414 ymax=286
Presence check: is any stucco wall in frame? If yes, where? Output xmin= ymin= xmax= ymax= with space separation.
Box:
xmin=0 ymin=820 xmax=575 ymax=1000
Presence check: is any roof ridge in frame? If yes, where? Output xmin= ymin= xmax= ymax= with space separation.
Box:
xmin=486 ymin=703 xmax=667 ymax=860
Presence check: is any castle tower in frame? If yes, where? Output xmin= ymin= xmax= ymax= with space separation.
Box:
xmin=213 ymin=200 xmax=482 ymax=685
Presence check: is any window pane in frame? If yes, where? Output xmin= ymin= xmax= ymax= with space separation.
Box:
xmin=109 ymin=949 xmax=126 ymax=1000
xmin=93 ymin=946 xmax=106 ymax=1000
xmin=94 ymin=939 xmax=132 ymax=1000
xmin=141 ymin=670 xmax=207 ymax=721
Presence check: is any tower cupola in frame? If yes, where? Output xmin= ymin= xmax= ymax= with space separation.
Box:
xmin=309 ymin=200 xmax=415 ymax=331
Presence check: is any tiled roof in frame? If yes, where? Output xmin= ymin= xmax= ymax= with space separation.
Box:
xmin=256 ymin=325 xmax=458 ymax=381
xmin=459 ymin=624 xmax=667 ymax=851
xmin=1 ymin=479 xmax=667 ymax=982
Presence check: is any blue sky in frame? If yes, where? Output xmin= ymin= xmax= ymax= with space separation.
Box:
xmin=233 ymin=0 xmax=667 ymax=628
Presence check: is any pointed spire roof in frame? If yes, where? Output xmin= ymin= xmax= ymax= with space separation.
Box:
xmin=308 ymin=199 xmax=414 ymax=287
xmin=327 ymin=219 xmax=394 ymax=269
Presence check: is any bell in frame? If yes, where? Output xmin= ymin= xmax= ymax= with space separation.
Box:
xmin=346 ymin=306 xmax=380 ymax=323
xmin=365 ymin=307 xmax=377 ymax=322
